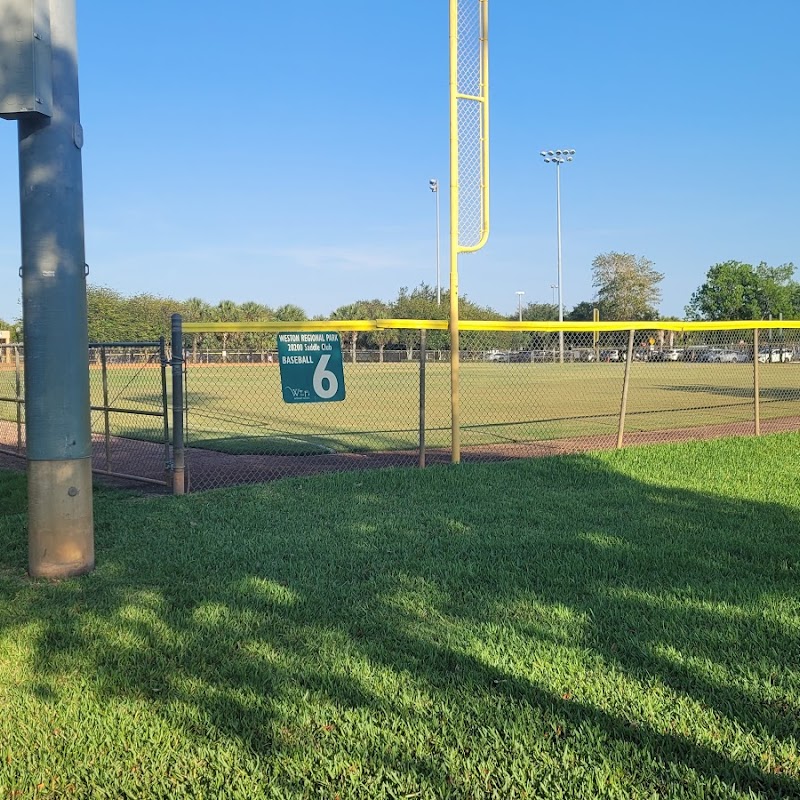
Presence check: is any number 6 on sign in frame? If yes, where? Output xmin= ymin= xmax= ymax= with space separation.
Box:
xmin=313 ymin=355 xmax=339 ymax=399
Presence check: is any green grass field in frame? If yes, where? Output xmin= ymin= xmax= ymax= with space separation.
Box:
xmin=1 ymin=434 xmax=799 ymax=797
xmin=2 ymin=361 xmax=799 ymax=455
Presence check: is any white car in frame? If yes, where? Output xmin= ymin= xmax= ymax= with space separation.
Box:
xmin=758 ymin=348 xmax=793 ymax=363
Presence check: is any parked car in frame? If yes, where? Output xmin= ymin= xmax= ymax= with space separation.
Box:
xmin=486 ymin=349 xmax=509 ymax=363
xmin=649 ymin=349 xmax=681 ymax=362
xmin=698 ymin=348 xmax=723 ymax=362
xmin=600 ymin=349 xmax=620 ymax=362
xmin=718 ymin=349 xmax=745 ymax=363
xmin=758 ymin=348 xmax=793 ymax=363
xmin=509 ymin=350 xmax=532 ymax=363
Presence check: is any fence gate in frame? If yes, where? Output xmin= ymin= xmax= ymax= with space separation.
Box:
xmin=0 ymin=340 xmax=171 ymax=487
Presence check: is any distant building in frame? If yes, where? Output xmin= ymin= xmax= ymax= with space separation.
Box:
xmin=0 ymin=330 xmax=10 ymax=363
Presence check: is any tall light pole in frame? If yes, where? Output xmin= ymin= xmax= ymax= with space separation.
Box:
xmin=2 ymin=0 xmax=94 ymax=576
xmin=541 ymin=149 xmax=575 ymax=363
xmin=515 ymin=290 xmax=525 ymax=322
xmin=550 ymin=284 xmax=558 ymax=307
xmin=429 ymin=179 xmax=441 ymax=305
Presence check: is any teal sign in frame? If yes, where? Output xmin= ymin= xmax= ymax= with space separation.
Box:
xmin=277 ymin=332 xmax=346 ymax=403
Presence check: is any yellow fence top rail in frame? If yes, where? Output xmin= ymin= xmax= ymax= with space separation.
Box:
xmin=183 ymin=318 xmax=800 ymax=334
xmin=183 ymin=320 xmax=379 ymax=334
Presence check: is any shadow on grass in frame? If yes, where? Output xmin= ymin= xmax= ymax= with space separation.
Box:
xmin=1 ymin=444 xmax=799 ymax=794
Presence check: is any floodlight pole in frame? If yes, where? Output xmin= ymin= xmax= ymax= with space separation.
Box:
xmin=541 ymin=149 xmax=575 ymax=364
xmin=429 ymin=179 xmax=441 ymax=305
xmin=1 ymin=0 xmax=94 ymax=576
xmin=515 ymin=290 xmax=524 ymax=322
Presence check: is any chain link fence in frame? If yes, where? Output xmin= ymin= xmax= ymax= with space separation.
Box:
xmin=176 ymin=320 xmax=800 ymax=492
xmin=4 ymin=322 xmax=799 ymax=493
xmin=0 ymin=342 xmax=170 ymax=486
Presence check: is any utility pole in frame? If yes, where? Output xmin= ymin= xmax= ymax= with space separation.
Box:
xmin=1 ymin=0 xmax=94 ymax=577
xmin=429 ymin=179 xmax=441 ymax=305
xmin=540 ymin=149 xmax=575 ymax=364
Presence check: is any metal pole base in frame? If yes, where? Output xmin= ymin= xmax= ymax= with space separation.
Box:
xmin=28 ymin=458 xmax=94 ymax=578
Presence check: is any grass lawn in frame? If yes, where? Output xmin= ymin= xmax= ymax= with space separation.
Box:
xmin=1 ymin=434 xmax=799 ymax=797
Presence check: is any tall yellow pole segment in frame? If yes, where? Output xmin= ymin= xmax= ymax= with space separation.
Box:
xmin=449 ymin=0 xmax=490 ymax=463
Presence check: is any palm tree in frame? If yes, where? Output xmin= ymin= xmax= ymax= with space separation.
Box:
xmin=238 ymin=301 xmax=272 ymax=359
xmin=214 ymin=300 xmax=241 ymax=362
xmin=182 ymin=297 xmax=211 ymax=363
xmin=331 ymin=301 xmax=370 ymax=363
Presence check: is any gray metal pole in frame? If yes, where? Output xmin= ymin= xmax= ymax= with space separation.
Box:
xmin=171 ymin=314 xmax=186 ymax=495
xmin=159 ymin=336 xmax=171 ymax=482
xmin=101 ymin=346 xmax=111 ymax=471
xmin=428 ymin=178 xmax=442 ymax=306
xmin=435 ymin=188 xmax=441 ymax=306
xmin=556 ymin=163 xmax=564 ymax=364
xmin=16 ymin=0 xmax=94 ymax=577
xmin=753 ymin=328 xmax=761 ymax=436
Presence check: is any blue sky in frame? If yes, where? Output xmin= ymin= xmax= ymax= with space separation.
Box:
xmin=1 ymin=0 xmax=799 ymax=325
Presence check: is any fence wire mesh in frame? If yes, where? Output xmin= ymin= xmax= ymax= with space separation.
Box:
xmin=0 ymin=344 xmax=24 ymax=455
xmin=179 ymin=322 xmax=800 ymax=492
xmin=0 ymin=342 xmax=170 ymax=486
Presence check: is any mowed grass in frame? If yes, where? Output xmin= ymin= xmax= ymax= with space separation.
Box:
xmin=1 ymin=434 xmax=799 ymax=797
xmin=4 ymin=360 xmax=794 ymax=456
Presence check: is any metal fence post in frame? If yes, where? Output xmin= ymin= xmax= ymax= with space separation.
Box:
xmin=171 ymin=314 xmax=186 ymax=495
xmin=419 ymin=328 xmax=427 ymax=469
xmin=14 ymin=345 xmax=22 ymax=453
xmin=617 ymin=329 xmax=635 ymax=448
xmin=753 ymin=328 xmax=761 ymax=436
xmin=100 ymin=346 xmax=111 ymax=471
xmin=159 ymin=336 xmax=171 ymax=481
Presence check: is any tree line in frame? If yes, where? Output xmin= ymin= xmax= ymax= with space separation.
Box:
xmin=0 ymin=253 xmax=795 ymax=348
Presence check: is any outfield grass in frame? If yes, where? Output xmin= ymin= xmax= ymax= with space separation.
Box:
xmin=1 ymin=434 xmax=799 ymax=797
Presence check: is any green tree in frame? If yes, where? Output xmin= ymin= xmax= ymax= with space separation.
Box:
xmin=686 ymin=260 xmax=797 ymax=320
xmin=274 ymin=304 xmax=307 ymax=322
xmin=238 ymin=301 xmax=273 ymax=355
xmin=521 ymin=302 xmax=558 ymax=322
xmin=87 ymin=286 xmax=133 ymax=341
xmin=213 ymin=300 xmax=241 ymax=360
xmin=182 ymin=297 xmax=212 ymax=362
xmin=392 ymin=284 xmax=447 ymax=357
xmin=515 ymin=302 xmax=559 ymax=352
xmin=331 ymin=300 xmax=372 ymax=362
xmin=592 ymin=252 xmax=663 ymax=320
xmin=0 ymin=318 xmax=20 ymax=342
xmin=128 ymin=293 xmax=176 ymax=341
xmin=351 ymin=298 xmax=396 ymax=362
xmin=566 ymin=301 xmax=599 ymax=322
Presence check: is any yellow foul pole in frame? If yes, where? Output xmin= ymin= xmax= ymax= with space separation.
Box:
xmin=449 ymin=0 xmax=461 ymax=463
xmin=449 ymin=0 xmax=489 ymax=464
